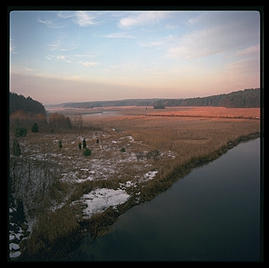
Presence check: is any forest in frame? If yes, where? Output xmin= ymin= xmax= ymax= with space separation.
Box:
xmin=10 ymin=92 xmax=47 ymax=115
xmin=9 ymin=92 xmax=72 ymax=131
xmin=60 ymin=88 xmax=260 ymax=109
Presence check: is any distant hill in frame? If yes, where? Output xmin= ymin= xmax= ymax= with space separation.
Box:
xmin=9 ymin=92 xmax=46 ymax=115
xmin=61 ymin=98 xmax=159 ymax=108
xmin=162 ymin=88 xmax=260 ymax=108
xmin=61 ymin=88 xmax=260 ymax=108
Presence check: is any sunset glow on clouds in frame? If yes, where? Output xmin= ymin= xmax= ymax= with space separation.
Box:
xmin=10 ymin=10 xmax=260 ymax=104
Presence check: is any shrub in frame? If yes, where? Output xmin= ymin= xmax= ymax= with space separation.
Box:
xmin=58 ymin=140 xmax=62 ymax=149
xmin=48 ymin=113 xmax=72 ymax=129
xmin=120 ymin=148 xmax=126 ymax=152
xmin=15 ymin=127 xmax=27 ymax=137
xmin=31 ymin=122 xmax=39 ymax=132
xmin=82 ymin=138 xmax=86 ymax=149
xmin=12 ymin=139 xmax=21 ymax=156
xmin=83 ymin=148 xmax=91 ymax=156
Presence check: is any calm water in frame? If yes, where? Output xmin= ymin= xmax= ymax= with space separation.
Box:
xmin=68 ymin=138 xmax=261 ymax=262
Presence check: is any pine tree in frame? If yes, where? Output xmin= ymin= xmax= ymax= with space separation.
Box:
xmin=83 ymin=148 xmax=91 ymax=156
xmin=32 ymin=122 xmax=39 ymax=132
xmin=12 ymin=139 xmax=21 ymax=156
xmin=82 ymin=138 xmax=86 ymax=149
xmin=58 ymin=140 xmax=62 ymax=149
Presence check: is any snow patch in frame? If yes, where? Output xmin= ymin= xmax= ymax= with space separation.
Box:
xmin=10 ymin=243 xmax=20 ymax=251
xmin=81 ymin=188 xmax=130 ymax=218
xmin=127 ymin=136 xmax=134 ymax=142
xmin=10 ymin=250 xmax=21 ymax=259
xmin=119 ymin=180 xmax=137 ymax=189
xmin=75 ymin=176 xmax=94 ymax=183
xmin=140 ymin=170 xmax=158 ymax=182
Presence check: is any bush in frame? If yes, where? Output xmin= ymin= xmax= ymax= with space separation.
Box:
xmin=48 ymin=113 xmax=72 ymax=129
xmin=83 ymin=148 xmax=91 ymax=156
xmin=82 ymin=138 xmax=86 ymax=149
xmin=15 ymin=127 xmax=27 ymax=137
xmin=120 ymin=148 xmax=126 ymax=152
xmin=32 ymin=122 xmax=39 ymax=132
xmin=58 ymin=140 xmax=62 ymax=149
xmin=12 ymin=139 xmax=21 ymax=156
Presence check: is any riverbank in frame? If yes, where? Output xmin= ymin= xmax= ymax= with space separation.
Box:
xmin=71 ymin=138 xmax=260 ymax=262
xmin=15 ymin=131 xmax=260 ymax=261
xmin=10 ymin=106 xmax=260 ymax=260
xmin=82 ymin=131 xmax=261 ymax=238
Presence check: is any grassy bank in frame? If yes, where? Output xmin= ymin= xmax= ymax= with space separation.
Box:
xmin=84 ymin=131 xmax=260 ymax=238
xmin=17 ymin=131 xmax=260 ymax=261
xmin=12 ymin=106 xmax=260 ymax=260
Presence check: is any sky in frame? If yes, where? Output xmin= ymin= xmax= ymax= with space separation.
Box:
xmin=10 ymin=10 xmax=260 ymax=105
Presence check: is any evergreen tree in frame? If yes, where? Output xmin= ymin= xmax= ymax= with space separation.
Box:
xmin=32 ymin=122 xmax=39 ymax=132
xmin=12 ymin=139 xmax=21 ymax=156
xmin=58 ymin=140 xmax=62 ymax=149
xmin=83 ymin=147 xmax=91 ymax=156
xmin=82 ymin=138 xmax=86 ymax=149
xmin=15 ymin=127 xmax=27 ymax=137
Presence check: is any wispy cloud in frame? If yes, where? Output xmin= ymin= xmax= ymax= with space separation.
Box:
xmin=46 ymin=54 xmax=97 ymax=64
xmin=225 ymin=58 xmax=260 ymax=74
xmin=79 ymin=61 xmax=98 ymax=67
xmin=75 ymin=11 xmax=97 ymax=26
xmin=57 ymin=11 xmax=97 ymax=27
xmin=56 ymin=55 xmax=72 ymax=63
xmin=57 ymin=11 xmax=75 ymax=19
xmin=138 ymin=35 xmax=176 ymax=48
xmin=167 ymin=11 xmax=260 ymax=60
xmin=24 ymin=67 xmax=34 ymax=72
xmin=103 ymin=32 xmax=135 ymax=39
xmin=236 ymin=44 xmax=260 ymax=57
xmin=119 ymin=11 xmax=170 ymax=28
xmin=138 ymin=41 xmax=164 ymax=48
xmin=45 ymin=54 xmax=72 ymax=63
xmin=48 ymin=40 xmax=77 ymax=52
xmin=10 ymin=38 xmax=16 ymax=54
xmin=167 ymin=22 xmax=259 ymax=59
xmin=38 ymin=18 xmax=64 ymax=29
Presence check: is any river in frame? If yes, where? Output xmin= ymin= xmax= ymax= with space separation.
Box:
xmin=66 ymin=138 xmax=261 ymax=262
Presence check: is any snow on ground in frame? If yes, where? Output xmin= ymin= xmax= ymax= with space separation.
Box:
xmin=9 ymin=203 xmax=29 ymax=259
xmin=10 ymin=250 xmax=21 ymax=258
xmin=119 ymin=136 xmax=134 ymax=143
xmin=10 ymin=243 xmax=20 ymax=251
xmin=139 ymin=170 xmax=158 ymax=183
xmin=75 ymin=175 xmax=94 ymax=183
xmin=118 ymin=152 xmax=137 ymax=163
xmin=119 ymin=180 xmax=137 ymax=189
xmin=80 ymin=188 xmax=130 ymax=219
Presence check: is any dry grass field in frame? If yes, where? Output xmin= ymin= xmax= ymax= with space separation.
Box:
xmin=147 ymin=106 xmax=260 ymax=119
xmin=11 ymin=105 xmax=260 ymax=258
xmin=80 ymin=106 xmax=260 ymax=179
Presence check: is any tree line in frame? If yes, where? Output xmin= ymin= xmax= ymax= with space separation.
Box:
xmin=61 ymin=88 xmax=260 ymax=109
xmin=10 ymin=92 xmax=47 ymax=115
xmin=9 ymin=92 xmax=72 ymax=132
xmin=160 ymin=88 xmax=260 ymax=108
